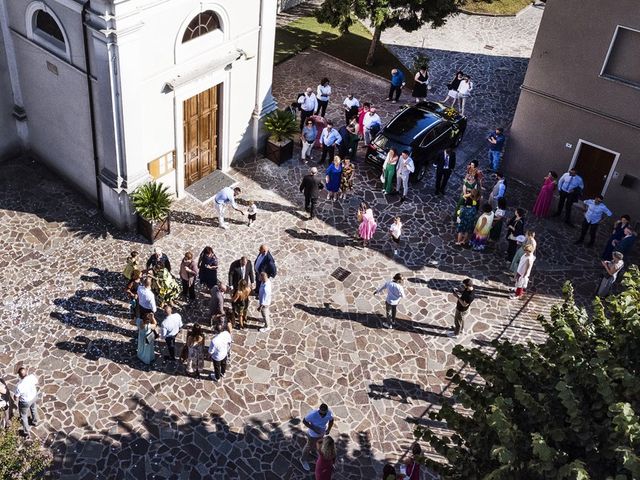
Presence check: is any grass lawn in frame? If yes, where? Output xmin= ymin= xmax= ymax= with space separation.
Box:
xmin=275 ymin=15 xmax=411 ymax=83
xmin=462 ymin=0 xmax=532 ymax=15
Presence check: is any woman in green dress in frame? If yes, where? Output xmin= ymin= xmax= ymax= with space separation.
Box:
xmin=381 ymin=148 xmax=399 ymax=194
xmin=455 ymin=172 xmax=478 ymax=216
xmin=135 ymin=312 xmax=157 ymax=365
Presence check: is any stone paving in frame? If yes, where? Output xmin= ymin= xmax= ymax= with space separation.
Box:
xmin=0 ymin=11 xmax=635 ymax=480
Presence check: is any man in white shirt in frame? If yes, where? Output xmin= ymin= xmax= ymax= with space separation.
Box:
xmin=319 ymin=121 xmax=342 ymax=165
xmin=14 ymin=367 xmax=39 ymax=438
xmin=297 ymin=87 xmax=318 ymax=129
xmin=555 ymin=168 xmax=585 ymax=225
xmin=342 ymin=93 xmax=360 ymax=123
xmin=362 ymin=107 xmax=382 ymax=146
xmin=213 ymin=186 xmax=245 ymax=229
xmin=160 ymin=305 xmax=182 ymax=361
xmin=374 ymin=273 xmax=405 ymax=329
xmin=208 ymin=321 xmax=233 ymax=382
xmin=300 ymin=403 xmax=335 ymax=471
xmin=258 ymin=272 xmax=272 ymax=332
xmin=137 ymin=277 xmax=156 ymax=315
xmin=396 ymin=150 xmax=415 ymax=202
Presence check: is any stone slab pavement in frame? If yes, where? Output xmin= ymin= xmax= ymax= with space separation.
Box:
xmin=0 ymin=41 xmax=634 ymax=480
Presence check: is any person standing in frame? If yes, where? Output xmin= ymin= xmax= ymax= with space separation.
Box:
xmin=455 ymin=75 xmax=473 ymax=115
xmin=198 ymin=246 xmax=219 ymax=289
xmin=231 ymin=279 xmax=252 ymax=329
xmin=487 ymin=172 xmax=506 ymax=209
xmin=357 ymin=102 xmax=370 ymax=140
xmin=339 ymin=158 xmax=355 ymax=200
xmin=137 ymin=277 xmax=157 ymax=316
xmin=442 ymin=70 xmax=464 ymax=105
xmin=179 ymin=251 xmax=198 ymax=301
xmin=555 ymin=169 xmax=584 ymax=225
xmin=160 ymin=305 xmax=182 ymax=361
xmin=343 ymin=93 xmax=360 ymax=124
xmin=208 ymin=321 xmax=233 ymax=382
xmin=402 ymin=444 xmax=422 ymax=480
xmin=301 ymin=403 xmax=335 ymax=472
xmin=0 ymin=378 xmax=12 ymax=430
xmin=228 ymin=256 xmax=255 ymax=293
xmin=357 ymin=201 xmax=377 ymax=247
xmin=319 ymin=121 xmax=342 ymax=165
xmin=255 ymin=245 xmax=277 ymax=297
xmin=300 ymin=167 xmax=324 ymax=220
xmin=596 ymin=251 xmax=624 ymax=298
xmin=386 ymin=68 xmax=406 ymax=103
xmin=374 ymin=273 xmax=405 ymax=329
xmin=14 ymin=368 xmax=39 ymax=438
xmin=146 ymin=247 xmax=171 ymax=273
xmin=455 ymin=197 xmax=477 ymax=247
xmin=209 ymin=282 xmax=227 ymax=323
xmin=389 ymin=216 xmax=403 ymax=256
xmin=315 ymin=436 xmax=336 ymax=480
xmin=258 ymin=272 xmax=273 ymax=333
xmin=470 ymin=203 xmax=494 ymax=251
xmin=602 ymin=215 xmax=631 ymax=260
xmin=315 ymin=78 xmax=332 ymax=117
xmin=362 ymin=107 xmax=381 ymax=147
xmin=125 ymin=270 xmax=141 ymax=319
xmin=300 ymin=119 xmax=318 ymax=163
xmin=449 ymin=278 xmax=475 ymax=337
xmin=183 ymin=323 xmax=205 ymax=378
xmin=381 ymin=148 xmax=399 ymax=195
xmin=434 ymin=148 xmax=456 ymax=195
xmin=575 ymin=195 xmax=612 ymax=247
xmin=325 ymin=156 xmax=343 ymax=201
xmin=531 ymin=171 xmax=558 ymax=218
xmin=510 ymin=230 xmax=536 ymax=274
xmin=135 ymin=312 xmax=158 ymax=365
xmin=213 ymin=186 xmax=244 ymax=229
xmin=487 ymin=128 xmax=505 ymax=172
xmin=489 ymin=197 xmax=507 ymax=243
xmin=298 ymin=88 xmax=318 ymax=129
xmin=505 ymin=208 xmax=525 ymax=261
xmin=512 ymin=245 xmax=536 ymax=299
xmin=123 ymin=250 xmax=140 ymax=281
xmin=412 ymin=66 xmax=429 ymax=103
xmin=395 ymin=150 xmax=415 ymax=202
xmin=614 ymin=227 xmax=637 ymax=258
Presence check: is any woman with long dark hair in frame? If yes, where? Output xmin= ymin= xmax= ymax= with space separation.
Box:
xmin=198 ymin=246 xmax=218 ymax=289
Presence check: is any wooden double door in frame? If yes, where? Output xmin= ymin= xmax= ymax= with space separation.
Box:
xmin=183 ymin=85 xmax=220 ymax=187
xmin=572 ymin=142 xmax=617 ymax=198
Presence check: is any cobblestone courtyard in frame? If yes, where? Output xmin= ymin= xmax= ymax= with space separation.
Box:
xmin=0 ymin=8 xmax=630 ymax=480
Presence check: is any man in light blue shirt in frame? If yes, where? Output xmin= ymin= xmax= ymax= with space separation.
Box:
xmin=575 ymin=195 xmax=612 ymax=246
xmin=319 ymin=120 xmax=342 ymax=165
xmin=257 ymin=272 xmax=272 ymax=333
xmin=555 ymin=169 xmax=585 ymax=225
xmin=374 ymin=273 xmax=405 ymax=329
xmin=214 ymin=186 xmax=244 ymax=229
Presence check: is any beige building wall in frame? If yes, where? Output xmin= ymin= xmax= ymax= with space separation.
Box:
xmin=508 ymin=0 xmax=640 ymax=219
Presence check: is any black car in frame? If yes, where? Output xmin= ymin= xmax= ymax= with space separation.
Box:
xmin=366 ymin=101 xmax=467 ymax=182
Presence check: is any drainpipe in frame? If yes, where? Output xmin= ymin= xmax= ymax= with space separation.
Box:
xmin=251 ymin=0 xmax=264 ymax=156
xmin=82 ymin=0 xmax=103 ymax=211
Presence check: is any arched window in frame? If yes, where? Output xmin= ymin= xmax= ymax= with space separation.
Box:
xmin=26 ymin=3 xmax=69 ymax=60
xmin=182 ymin=11 xmax=221 ymax=43
xmin=34 ymin=10 xmax=64 ymax=44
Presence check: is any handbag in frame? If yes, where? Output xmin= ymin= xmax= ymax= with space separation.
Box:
xmin=144 ymin=329 xmax=158 ymax=345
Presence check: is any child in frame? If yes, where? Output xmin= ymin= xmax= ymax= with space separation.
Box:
xmin=389 ymin=217 xmax=402 ymax=255
xmin=123 ymin=251 xmax=139 ymax=281
xmin=247 ymin=201 xmax=257 ymax=226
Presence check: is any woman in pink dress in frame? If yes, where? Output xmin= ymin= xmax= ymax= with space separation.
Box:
xmin=315 ymin=437 xmax=336 ymax=480
xmin=532 ymin=171 xmax=558 ymax=218
xmin=357 ymin=201 xmax=377 ymax=246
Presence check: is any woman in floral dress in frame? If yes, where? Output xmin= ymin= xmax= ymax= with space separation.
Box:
xmin=340 ymin=158 xmax=355 ymax=200
xmin=183 ymin=323 xmax=205 ymax=377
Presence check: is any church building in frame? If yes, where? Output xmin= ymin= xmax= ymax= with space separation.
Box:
xmin=0 ymin=0 xmax=278 ymax=228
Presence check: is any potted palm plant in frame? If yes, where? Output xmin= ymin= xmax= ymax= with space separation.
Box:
xmin=130 ymin=182 xmax=173 ymax=243
xmin=264 ymin=109 xmax=298 ymax=165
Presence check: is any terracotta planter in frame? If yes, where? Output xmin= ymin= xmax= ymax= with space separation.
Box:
xmin=265 ymin=138 xmax=294 ymax=165
xmin=137 ymin=215 xmax=170 ymax=244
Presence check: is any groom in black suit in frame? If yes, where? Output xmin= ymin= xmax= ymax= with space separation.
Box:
xmin=254 ymin=244 xmax=277 ymax=297
xmin=228 ymin=256 xmax=255 ymax=292
xmin=434 ymin=148 xmax=456 ymax=195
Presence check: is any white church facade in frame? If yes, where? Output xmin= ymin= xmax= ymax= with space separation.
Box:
xmin=0 ymin=0 xmax=278 ymax=228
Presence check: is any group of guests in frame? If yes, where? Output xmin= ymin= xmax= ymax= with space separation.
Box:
xmin=121 ymin=244 xmax=278 ymax=380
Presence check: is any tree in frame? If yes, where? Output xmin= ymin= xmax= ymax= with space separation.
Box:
xmin=416 ymin=266 xmax=640 ymax=479
xmin=316 ymin=0 xmax=463 ymax=66
xmin=0 ymin=419 xmax=51 ymax=479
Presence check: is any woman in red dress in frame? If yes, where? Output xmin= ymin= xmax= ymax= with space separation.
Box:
xmin=315 ymin=437 xmax=336 ymax=480
xmin=532 ymin=171 xmax=558 ymax=218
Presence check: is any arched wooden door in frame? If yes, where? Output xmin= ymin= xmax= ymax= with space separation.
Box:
xmin=183 ymin=85 xmax=220 ymax=187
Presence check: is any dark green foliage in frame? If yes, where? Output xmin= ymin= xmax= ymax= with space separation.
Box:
xmin=263 ymin=109 xmax=298 ymax=143
xmin=130 ymin=181 xmax=173 ymax=222
xmin=0 ymin=419 xmax=51 ymax=479
xmin=417 ymin=266 xmax=640 ymax=479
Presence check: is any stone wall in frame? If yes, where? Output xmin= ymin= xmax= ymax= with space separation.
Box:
xmin=277 ymin=0 xmax=306 ymax=13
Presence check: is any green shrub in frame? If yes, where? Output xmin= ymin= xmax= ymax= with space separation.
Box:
xmin=264 ymin=109 xmax=298 ymax=143
xmin=0 ymin=419 xmax=51 ymax=479
xmin=130 ymin=181 xmax=173 ymax=222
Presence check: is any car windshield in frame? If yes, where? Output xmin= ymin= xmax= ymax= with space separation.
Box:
xmin=384 ymin=108 xmax=439 ymax=140
xmin=372 ymin=134 xmax=410 ymax=153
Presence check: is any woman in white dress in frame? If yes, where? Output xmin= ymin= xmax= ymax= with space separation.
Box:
xmin=596 ymin=251 xmax=624 ymax=297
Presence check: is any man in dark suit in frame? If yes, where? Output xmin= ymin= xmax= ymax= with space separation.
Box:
xmin=434 ymin=148 xmax=456 ymax=195
xmin=299 ymin=167 xmax=324 ymax=220
xmin=228 ymin=256 xmax=255 ymax=292
xmin=254 ymin=244 xmax=277 ymax=297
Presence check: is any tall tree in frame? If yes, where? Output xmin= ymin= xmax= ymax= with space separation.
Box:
xmin=416 ymin=266 xmax=640 ymax=479
xmin=316 ymin=0 xmax=462 ymax=66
